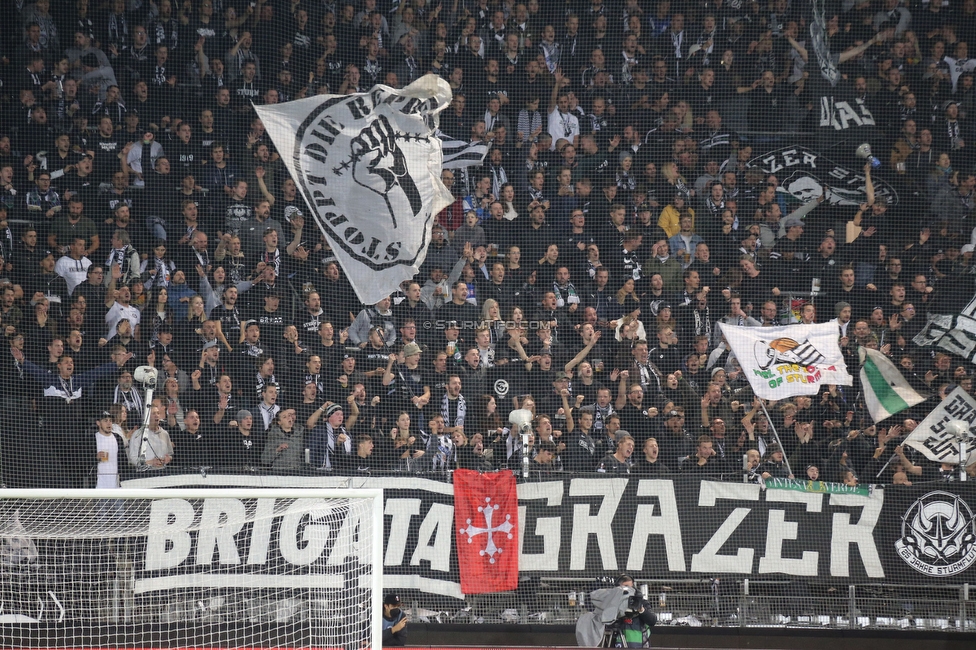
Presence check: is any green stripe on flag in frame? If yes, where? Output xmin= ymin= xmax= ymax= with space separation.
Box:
xmin=862 ymin=355 xmax=910 ymax=416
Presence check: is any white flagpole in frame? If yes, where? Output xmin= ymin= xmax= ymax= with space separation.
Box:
xmin=760 ymin=400 xmax=793 ymax=478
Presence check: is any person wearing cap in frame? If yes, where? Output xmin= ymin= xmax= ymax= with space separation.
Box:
xmin=382 ymin=593 xmax=407 ymax=646
xmin=222 ymin=409 xmax=265 ymax=469
xmin=307 ymin=399 xmax=359 ymax=471
xmin=760 ymin=444 xmax=793 ymax=480
xmin=383 ymin=342 xmax=429 ymax=430
xmin=326 ymin=351 xmax=359 ymax=402
xmin=349 ymin=295 xmax=397 ymax=348
xmin=658 ymin=408 xmax=692 ymax=470
xmin=832 ymin=301 xmax=852 ymax=338
xmin=92 ymin=409 xmax=126 ymax=489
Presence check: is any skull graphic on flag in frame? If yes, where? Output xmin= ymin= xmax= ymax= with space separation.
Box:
xmin=453 ymin=469 xmax=519 ymax=594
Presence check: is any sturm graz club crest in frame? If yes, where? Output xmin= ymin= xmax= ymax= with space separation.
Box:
xmin=895 ymin=491 xmax=976 ymax=576
xmin=754 ymin=336 xmax=827 ymax=370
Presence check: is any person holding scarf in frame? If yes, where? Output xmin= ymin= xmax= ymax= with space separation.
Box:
xmin=307 ymin=397 xmax=359 ymax=471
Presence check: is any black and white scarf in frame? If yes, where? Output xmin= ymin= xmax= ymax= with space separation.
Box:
xmin=323 ymin=423 xmax=352 ymax=469
xmin=592 ymin=403 xmax=614 ymax=432
xmin=259 ymin=401 xmax=280 ymax=430
xmin=255 ymin=372 xmax=277 ymax=396
xmin=114 ymin=385 xmax=144 ymax=419
xmin=441 ymin=394 xmax=466 ymax=429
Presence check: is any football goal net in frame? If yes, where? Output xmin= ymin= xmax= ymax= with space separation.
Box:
xmin=0 ymin=488 xmax=384 ymax=649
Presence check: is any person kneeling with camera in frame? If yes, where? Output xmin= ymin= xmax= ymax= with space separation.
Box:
xmin=576 ymin=574 xmax=657 ymax=647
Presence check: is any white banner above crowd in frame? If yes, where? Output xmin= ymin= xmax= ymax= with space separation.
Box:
xmin=903 ymin=388 xmax=976 ymax=466
xmin=719 ymin=323 xmax=852 ymax=400
xmin=255 ymin=75 xmax=486 ymax=305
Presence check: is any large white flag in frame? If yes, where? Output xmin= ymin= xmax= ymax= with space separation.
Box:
xmin=903 ymin=387 xmax=976 ymax=465
xmin=718 ymin=322 xmax=852 ymax=400
xmin=254 ymin=75 xmax=464 ymax=305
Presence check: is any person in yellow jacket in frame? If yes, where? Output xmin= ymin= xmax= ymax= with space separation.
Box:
xmin=657 ymin=193 xmax=695 ymax=238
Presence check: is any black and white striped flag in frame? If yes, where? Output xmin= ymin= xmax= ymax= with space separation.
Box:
xmin=913 ymin=286 xmax=976 ymax=362
xmin=438 ymin=134 xmax=491 ymax=169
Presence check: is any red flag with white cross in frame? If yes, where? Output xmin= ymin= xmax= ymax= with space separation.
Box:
xmin=454 ymin=469 xmax=519 ymax=594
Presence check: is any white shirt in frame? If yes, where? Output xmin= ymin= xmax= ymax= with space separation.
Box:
xmin=126 ymin=141 xmax=165 ymax=174
xmin=55 ymin=255 xmax=92 ymax=294
xmin=106 ymin=301 xmax=141 ymax=339
xmin=96 ymin=431 xmax=120 ymax=488
xmin=548 ymin=108 xmax=580 ymax=150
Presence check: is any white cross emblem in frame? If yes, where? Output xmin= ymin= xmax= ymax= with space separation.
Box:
xmin=459 ymin=497 xmax=514 ymax=564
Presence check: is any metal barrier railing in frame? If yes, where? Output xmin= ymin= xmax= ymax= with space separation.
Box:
xmin=406 ymin=577 xmax=971 ymax=631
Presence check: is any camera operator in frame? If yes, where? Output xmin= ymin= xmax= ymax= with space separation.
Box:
xmin=576 ymin=574 xmax=657 ymax=647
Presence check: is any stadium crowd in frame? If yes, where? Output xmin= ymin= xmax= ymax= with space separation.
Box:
xmin=0 ymin=0 xmax=974 ymax=490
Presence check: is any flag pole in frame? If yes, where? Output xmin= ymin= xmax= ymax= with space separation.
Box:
xmin=759 ymin=400 xmax=793 ymax=479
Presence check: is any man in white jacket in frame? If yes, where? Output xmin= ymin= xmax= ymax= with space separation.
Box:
xmin=128 ymin=404 xmax=174 ymax=470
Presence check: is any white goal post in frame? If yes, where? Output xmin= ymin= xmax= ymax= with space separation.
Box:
xmin=0 ymin=488 xmax=384 ymax=650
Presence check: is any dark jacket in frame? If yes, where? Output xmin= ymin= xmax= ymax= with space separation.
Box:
xmin=382 ymin=608 xmax=408 ymax=646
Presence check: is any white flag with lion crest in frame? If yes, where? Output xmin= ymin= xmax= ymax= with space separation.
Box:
xmin=718 ymin=322 xmax=852 ymax=400
xmin=255 ymin=75 xmax=464 ymax=305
